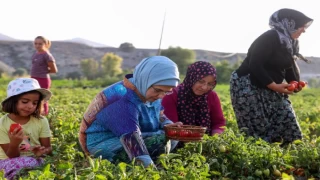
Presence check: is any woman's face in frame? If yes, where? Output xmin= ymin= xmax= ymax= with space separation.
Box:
xmin=192 ymin=75 xmax=216 ymax=96
xmin=291 ymin=26 xmax=306 ymax=39
xmin=145 ymin=85 xmax=174 ymax=102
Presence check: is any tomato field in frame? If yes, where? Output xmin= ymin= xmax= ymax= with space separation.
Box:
xmin=1 ymin=79 xmax=320 ymax=180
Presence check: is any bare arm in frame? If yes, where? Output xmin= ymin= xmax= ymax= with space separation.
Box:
xmin=39 ymin=137 xmax=52 ymax=155
xmin=0 ymin=129 xmax=24 ymax=158
xmin=48 ymin=61 xmax=58 ymax=73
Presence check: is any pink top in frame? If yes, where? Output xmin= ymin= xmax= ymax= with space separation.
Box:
xmin=161 ymin=88 xmax=226 ymax=135
xmin=30 ymin=51 xmax=55 ymax=78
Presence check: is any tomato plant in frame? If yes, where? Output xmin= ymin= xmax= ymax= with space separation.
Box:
xmin=0 ymin=80 xmax=319 ymax=179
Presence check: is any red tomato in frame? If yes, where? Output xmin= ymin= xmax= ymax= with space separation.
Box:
xmin=289 ymin=81 xmax=298 ymax=90
xmin=167 ymin=130 xmax=176 ymax=137
xmin=9 ymin=123 xmax=22 ymax=133
xmin=179 ymin=130 xmax=190 ymax=137
xmin=290 ymin=81 xmax=298 ymax=85
xmin=287 ymin=84 xmax=295 ymax=91
xmin=298 ymin=81 xmax=307 ymax=88
xmin=191 ymin=132 xmax=201 ymax=137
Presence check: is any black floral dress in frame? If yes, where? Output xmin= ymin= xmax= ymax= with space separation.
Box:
xmin=230 ymin=72 xmax=302 ymax=144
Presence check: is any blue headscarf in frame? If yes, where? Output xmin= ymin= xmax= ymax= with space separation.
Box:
xmin=129 ymin=56 xmax=180 ymax=97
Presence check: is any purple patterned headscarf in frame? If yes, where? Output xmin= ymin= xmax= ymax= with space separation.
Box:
xmin=177 ymin=61 xmax=217 ymax=133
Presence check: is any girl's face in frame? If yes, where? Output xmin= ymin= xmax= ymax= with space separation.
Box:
xmin=145 ymin=85 xmax=174 ymax=102
xmin=16 ymin=92 xmax=40 ymax=117
xmin=34 ymin=38 xmax=47 ymax=52
xmin=192 ymin=75 xmax=216 ymax=96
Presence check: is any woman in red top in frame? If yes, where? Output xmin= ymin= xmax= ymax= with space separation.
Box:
xmin=162 ymin=61 xmax=226 ymax=135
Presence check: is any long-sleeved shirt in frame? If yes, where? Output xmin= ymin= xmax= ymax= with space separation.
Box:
xmin=161 ymin=88 xmax=226 ymax=135
xmin=79 ymin=75 xmax=171 ymax=166
xmin=236 ymin=29 xmax=300 ymax=88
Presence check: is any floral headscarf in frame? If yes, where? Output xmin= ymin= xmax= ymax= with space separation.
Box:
xmin=177 ymin=61 xmax=217 ymax=133
xmin=269 ymin=8 xmax=313 ymax=61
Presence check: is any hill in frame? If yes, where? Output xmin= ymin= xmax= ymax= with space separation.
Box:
xmin=0 ymin=40 xmax=319 ymax=80
xmin=64 ymin=38 xmax=112 ymax=48
xmin=0 ymin=33 xmax=16 ymax=41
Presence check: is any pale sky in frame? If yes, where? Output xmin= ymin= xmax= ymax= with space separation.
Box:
xmin=1 ymin=0 xmax=319 ymax=56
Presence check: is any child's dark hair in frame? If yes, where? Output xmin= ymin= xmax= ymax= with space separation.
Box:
xmin=2 ymin=90 xmax=44 ymax=118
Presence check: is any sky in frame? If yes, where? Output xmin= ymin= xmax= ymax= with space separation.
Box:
xmin=1 ymin=0 xmax=319 ymax=57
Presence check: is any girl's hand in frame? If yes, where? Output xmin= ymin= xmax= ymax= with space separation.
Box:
xmin=31 ymin=145 xmax=49 ymax=157
xmin=8 ymin=129 xmax=24 ymax=146
xmin=267 ymin=82 xmax=293 ymax=94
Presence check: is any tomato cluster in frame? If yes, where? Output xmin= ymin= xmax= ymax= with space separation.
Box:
xmin=9 ymin=123 xmax=22 ymax=133
xmin=166 ymin=130 xmax=202 ymax=137
xmin=287 ymin=81 xmax=307 ymax=91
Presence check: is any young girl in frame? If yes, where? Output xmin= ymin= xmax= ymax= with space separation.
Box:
xmin=0 ymin=78 xmax=52 ymax=180
xmin=30 ymin=36 xmax=58 ymax=115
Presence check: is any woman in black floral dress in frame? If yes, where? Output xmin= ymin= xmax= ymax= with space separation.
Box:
xmin=230 ymin=8 xmax=313 ymax=144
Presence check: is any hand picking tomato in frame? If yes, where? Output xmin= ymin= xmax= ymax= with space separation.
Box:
xmin=9 ymin=123 xmax=22 ymax=133
xmin=167 ymin=130 xmax=176 ymax=137
xmin=298 ymin=81 xmax=307 ymax=88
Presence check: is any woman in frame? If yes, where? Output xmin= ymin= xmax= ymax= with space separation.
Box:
xmin=162 ymin=61 xmax=226 ymax=135
xmin=230 ymin=8 xmax=313 ymax=144
xmin=79 ymin=56 xmax=181 ymax=167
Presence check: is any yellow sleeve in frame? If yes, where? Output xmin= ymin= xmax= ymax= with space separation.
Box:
xmin=40 ymin=117 xmax=51 ymax=138
xmin=0 ymin=117 xmax=10 ymax=144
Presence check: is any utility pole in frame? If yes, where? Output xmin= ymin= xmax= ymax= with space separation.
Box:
xmin=157 ymin=10 xmax=167 ymax=56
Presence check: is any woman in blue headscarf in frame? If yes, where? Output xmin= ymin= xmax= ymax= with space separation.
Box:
xmin=79 ymin=56 xmax=181 ymax=167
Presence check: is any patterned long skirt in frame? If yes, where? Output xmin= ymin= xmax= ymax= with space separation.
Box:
xmin=229 ymin=71 xmax=302 ymax=144
xmin=0 ymin=157 xmax=44 ymax=180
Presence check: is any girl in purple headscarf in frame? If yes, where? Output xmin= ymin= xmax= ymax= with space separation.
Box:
xmin=162 ymin=61 xmax=226 ymax=135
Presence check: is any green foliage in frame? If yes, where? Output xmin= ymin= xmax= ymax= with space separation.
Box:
xmin=0 ymin=80 xmax=320 ymax=179
xmin=308 ymin=78 xmax=320 ymax=88
xmin=101 ymin=53 xmax=123 ymax=77
xmin=213 ymin=60 xmax=241 ymax=84
xmin=12 ymin=68 xmax=28 ymax=77
xmin=80 ymin=58 xmax=99 ymax=80
xmin=65 ymin=71 xmax=82 ymax=80
xmin=119 ymin=42 xmax=135 ymax=52
xmin=161 ymin=46 xmax=196 ymax=75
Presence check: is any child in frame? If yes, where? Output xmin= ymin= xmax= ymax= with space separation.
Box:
xmin=0 ymin=78 xmax=52 ymax=180
xmin=30 ymin=36 xmax=58 ymax=115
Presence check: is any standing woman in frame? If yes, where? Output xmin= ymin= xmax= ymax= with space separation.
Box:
xmin=162 ymin=61 xmax=226 ymax=135
xmin=30 ymin=36 xmax=58 ymax=115
xmin=230 ymin=9 xmax=313 ymax=144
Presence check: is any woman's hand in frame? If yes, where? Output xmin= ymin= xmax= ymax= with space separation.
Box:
xmin=8 ymin=129 xmax=24 ymax=146
xmin=267 ymin=82 xmax=293 ymax=94
xmin=294 ymin=84 xmax=303 ymax=93
xmin=31 ymin=145 xmax=49 ymax=157
xmin=165 ymin=122 xmax=183 ymax=127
